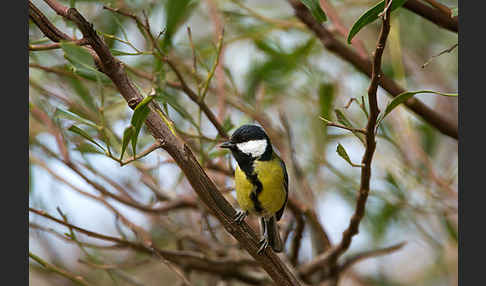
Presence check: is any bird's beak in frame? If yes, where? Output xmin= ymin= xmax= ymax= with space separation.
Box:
xmin=219 ymin=141 xmax=234 ymax=149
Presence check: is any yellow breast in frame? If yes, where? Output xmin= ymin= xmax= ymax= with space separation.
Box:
xmin=234 ymin=157 xmax=286 ymax=217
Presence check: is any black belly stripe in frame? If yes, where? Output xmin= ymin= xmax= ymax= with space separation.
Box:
xmin=248 ymin=173 xmax=263 ymax=213
xmin=239 ymin=161 xmax=264 ymax=213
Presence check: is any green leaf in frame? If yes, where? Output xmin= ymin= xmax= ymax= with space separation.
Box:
xmin=75 ymin=142 xmax=104 ymax=154
xmin=443 ymin=217 xmax=458 ymax=243
xmin=319 ymin=83 xmax=334 ymax=121
xmin=162 ymin=0 xmax=198 ymax=51
xmin=336 ymin=143 xmax=362 ymax=167
xmin=155 ymin=90 xmax=197 ymax=128
xmin=67 ymin=77 xmax=96 ymax=109
xmin=369 ymin=201 xmax=400 ymax=241
xmin=246 ymin=38 xmax=315 ymax=99
xmin=385 ymin=171 xmax=405 ymax=200
xmin=347 ymin=0 xmax=408 ymax=44
xmin=130 ymin=95 xmax=155 ymax=155
xmin=335 ymin=109 xmax=352 ymax=127
xmin=54 ymin=108 xmax=99 ymax=129
xmin=60 ymin=42 xmax=110 ymax=83
xmin=334 ymin=109 xmax=365 ymax=144
xmin=68 ymin=125 xmax=104 ymax=151
xmin=299 ymin=0 xmax=327 ymax=23
xmin=417 ymin=122 xmax=438 ymax=156
xmin=120 ymin=125 xmax=134 ymax=160
xmin=60 ymin=41 xmax=95 ymax=68
xmin=377 ymin=90 xmax=458 ymax=125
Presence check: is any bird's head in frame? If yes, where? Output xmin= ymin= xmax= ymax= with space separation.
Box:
xmin=220 ymin=124 xmax=273 ymax=163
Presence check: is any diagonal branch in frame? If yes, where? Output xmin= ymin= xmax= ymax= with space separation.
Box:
xmin=403 ymin=0 xmax=457 ymax=33
xmin=287 ymin=0 xmax=457 ymax=140
xmin=32 ymin=1 xmax=300 ymax=285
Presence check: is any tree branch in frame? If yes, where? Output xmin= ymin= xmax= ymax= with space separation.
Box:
xmin=287 ymin=0 xmax=458 ymax=140
xmin=403 ymin=0 xmax=457 ymax=33
xmin=299 ymin=0 xmax=393 ymax=281
xmin=29 ymin=252 xmax=91 ymax=286
xmin=29 ymin=208 xmax=270 ymax=285
xmin=33 ymin=1 xmax=300 ymax=285
xmin=338 ymin=242 xmax=406 ymax=273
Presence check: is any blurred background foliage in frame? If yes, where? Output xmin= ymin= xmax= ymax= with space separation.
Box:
xmin=29 ymin=0 xmax=458 ymax=285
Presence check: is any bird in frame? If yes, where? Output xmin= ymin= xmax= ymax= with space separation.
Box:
xmin=220 ymin=124 xmax=288 ymax=254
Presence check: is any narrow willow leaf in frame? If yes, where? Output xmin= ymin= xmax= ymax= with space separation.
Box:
xmin=377 ymin=90 xmax=458 ymax=125
xmin=335 ymin=109 xmax=353 ymax=128
xmin=68 ymin=125 xmax=104 ymax=150
xmin=335 ymin=109 xmax=365 ymax=144
xmin=443 ymin=217 xmax=458 ymax=243
xmin=300 ymin=0 xmax=327 ymax=23
xmin=336 ymin=143 xmax=362 ymax=167
xmin=75 ymin=142 xmax=104 ymax=155
xmin=162 ymin=0 xmax=198 ymax=50
xmin=130 ymin=95 xmax=155 ymax=155
xmin=319 ymin=84 xmax=334 ymax=120
xmin=67 ymin=77 xmax=96 ymax=109
xmin=54 ymin=108 xmax=99 ymax=128
xmin=60 ymin=41 xmax=95 ymax=68
xmin=347 ymin=0 xmax=407 ymax=44
xmin=61 ymin=42 xmax=109 ymax=83
xmin=156 ymin=90 xmax=197 ymax=128
xmin=120 ymin=125 xmax=134 ymax=160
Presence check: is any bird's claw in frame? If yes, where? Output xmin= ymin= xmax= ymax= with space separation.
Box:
xmin=257 ymin=237 xmax=269 ymax=254
xmin=233 ymin=210 xmax=247 ymax=224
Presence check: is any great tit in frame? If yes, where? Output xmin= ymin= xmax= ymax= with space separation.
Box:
xmin=220 ymin=124 xmax=288 ymax=254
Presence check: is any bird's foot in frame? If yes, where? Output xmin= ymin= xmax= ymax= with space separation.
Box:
xmin=233 ymin=210 xmax=248 ymax=225
xmin=257 ymin=237 xmax=269 ymax=254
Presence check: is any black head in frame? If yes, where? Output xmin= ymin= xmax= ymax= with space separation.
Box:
xmin=220 ymin=124 xmax=273 ymax=164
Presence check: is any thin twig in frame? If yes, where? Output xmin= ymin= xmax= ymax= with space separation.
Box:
xmin=298 ymin=0 xmax=393 ymax=282
xmin=33 ymin=2 xmax=300 ymax=284
xmin=29 ymin=252 xmax=92 ymax=286
xmin=288 ymin=0 xmax=458 ymax=139
xmin=187 ymin=27 xmax=198 ymax=74
xmin=319 ymin=117 xmax=367 ymax=134
xmin=422 ymin=43 xmax=458 ymax=68
xmin=30 ymin=207 xmax=267 ymax=285
xmin=29 ymin=39 xmax=88 ymax=51
xmin=338 ymin=242 xmax=406 ymax=273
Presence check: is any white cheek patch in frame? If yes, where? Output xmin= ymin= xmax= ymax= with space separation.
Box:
xmin=236 ymin=139 xmax=267 ymax=158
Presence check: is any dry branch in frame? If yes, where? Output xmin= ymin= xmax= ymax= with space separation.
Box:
xmin=29 ymin=208 xmax=269 ymax=285
xmin=404 ymin=0 xmax=457 ymax=33
xmin=31 ymin=1 xmax=300 ymax=284
xmin=288 ymin=0 xmax=458 ymax=139
xmin=298 ymin=0 xmax=394 ymax=282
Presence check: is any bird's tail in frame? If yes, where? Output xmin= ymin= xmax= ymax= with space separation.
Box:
xmin=265 ymin=216 xmax=283 ymax=252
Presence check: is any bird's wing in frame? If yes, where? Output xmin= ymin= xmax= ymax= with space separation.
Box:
xmin=275 ymin=157 xmax=288 ymax=221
